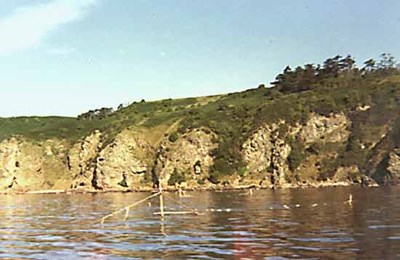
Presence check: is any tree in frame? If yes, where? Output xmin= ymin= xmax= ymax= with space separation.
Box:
xmin=97 ymin=107 xmax=113 ymax=119
xmin=320 ymin=55 xmax=342 ymax=78
xmin=363 ymin=59 xmax=376 ymax=72
xmin=298 ymin=64 xmax=317 ymax=91
xmin=339 ymin=55 xmax=356 ymax=71
xmin=378 ymin=53 xmax=396 ymax=69
xmin=77 ymin=107 xmax=113 ymax=120
xmin=272 ymin=66 xmax=298 ymax=92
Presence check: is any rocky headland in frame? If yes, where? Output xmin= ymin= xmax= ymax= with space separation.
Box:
xmin=1 ymin=55 xmax=400 ymax=193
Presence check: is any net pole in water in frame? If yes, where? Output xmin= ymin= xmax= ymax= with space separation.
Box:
xmin=99 ymin=191 xmax=161 ymax=225
xmin=159 ymin=184 xmax=165 ymax=219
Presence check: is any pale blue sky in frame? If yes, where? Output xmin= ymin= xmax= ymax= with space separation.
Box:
xmin=1 ymin=0 xmax=399 ymax=117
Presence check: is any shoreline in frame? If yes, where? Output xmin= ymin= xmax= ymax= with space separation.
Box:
xmin=0 ymin=181 xmax=380 ymax=195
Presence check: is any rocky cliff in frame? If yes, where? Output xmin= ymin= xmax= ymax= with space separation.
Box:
xmin=386 ymin=149 xmax=400 ymax=184
xmin=0 ymin=111 xmax=392 ymax=193
xmin=242 ymin=123 xmax=291 ymax=187
xmin=93 ymin=129 xmax=153 ymax=190
xmin=0 ymin=137 xmax=71 ymax=191
xmin=2 ymin=55 xmax=400 ymax=192
xmin=153 ymin=128 xmax=217 ymax=188
xmin=241 ymin=113 xmax=359 ymax=188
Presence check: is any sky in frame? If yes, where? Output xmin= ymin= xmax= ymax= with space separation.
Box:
xmin=1 ymin=0 xmax=400 ymax=117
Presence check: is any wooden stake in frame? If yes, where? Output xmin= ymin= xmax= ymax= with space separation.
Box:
xmin=154 ymin=211 xmax=204 ymax=216
xmin=159 ymin=185 xmax=165 ymax=219
xmin=124 ymin=207 xmax=130 ymax=221
xmin=346 ymin=194 xmax=353 ymax=207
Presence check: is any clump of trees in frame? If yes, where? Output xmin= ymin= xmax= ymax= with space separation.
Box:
xmin=77 ymin=107 xmax=113 ymax=120
xmin=272 ymin=53 xmax=400 ymax=93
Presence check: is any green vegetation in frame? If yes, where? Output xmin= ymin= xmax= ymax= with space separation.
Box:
xmin=1 ymin=53 xmax=400 ymax=184
xmin=0 ymin=116 xmax=103 ymax=142
xmin=77 ymin=107 xmax=113 ymax=120
xmin=168 ymin=168 xmax=186 ymax=186
xmin=168 ymin=132 xmax=179 ymax=143
xmin=287 ymin=139 xmax=306 ymax=171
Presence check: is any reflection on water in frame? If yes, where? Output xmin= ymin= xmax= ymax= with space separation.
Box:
xmin=1 ymin=186 xmax=400 ymax=259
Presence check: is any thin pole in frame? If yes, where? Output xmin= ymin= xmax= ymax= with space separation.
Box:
xmin=159 ymin=184 xmax=165 ymax=219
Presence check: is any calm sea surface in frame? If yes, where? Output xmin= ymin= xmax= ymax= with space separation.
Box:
xmin=1 ymin=186 xmax=400 ymax=259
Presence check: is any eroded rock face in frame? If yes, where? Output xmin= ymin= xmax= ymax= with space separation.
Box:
xmin=0 ymin=138 xmax=46 ymax=191
xmin=242 ymin=126 xmax=273 ymax=174
xmin=242 ymin=113 xmax=350 ymax=186
xmin=298 ymin=113 xmax=350 ymax=145
xmin=0 ymin=138 xmax=22 ymax=189
xmin=270 ymin=133 xmax=291 ymax=186
xmin=333 ymin=166 xmax=362 ymax=183
xmin=387 ymin=148 xmax=400 ymax=184
xmin=93 ymin=130 xmax=153 ymax=190
xmin=68 ymin=130 xmax=103 ymax=189
xmin=154 ymin=129 xmax=217 ymax=188
xmin=0 ymin=110 xmax=389 ymax=192
xmin=242 ymin=124 xmax=291 ymax=186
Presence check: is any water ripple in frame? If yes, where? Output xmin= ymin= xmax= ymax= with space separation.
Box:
xmin=1 ymin=187 xmax=400 ymax=258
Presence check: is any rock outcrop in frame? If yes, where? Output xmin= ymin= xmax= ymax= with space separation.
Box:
xmin=242 ymin=113 xmax=351 ymax=187
xmin=298 ymin=113 xmax=350 ymax=145
xmin=242 ymin=124 xmax=291 ymax=186
xmin=386 ymin=148 xmax=400 ymax=184
xmin=93 ymin=129 xmax=153 ymax=190
xmin=154 ymin=129 xmax=217 ymax=188
xmin=68 ymin=130 xmax=103 ymax=189
xmin=0 ymin=137 xmax=70 ymax=191
xmin=0 ymin=138 xmax=22 ymax=190
xmin=333 ymin=165 xmax=362 ymax=183
xmin=0 ymin=110 xmax=395 ymax=193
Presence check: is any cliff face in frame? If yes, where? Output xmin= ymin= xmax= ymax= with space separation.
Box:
xmin=297 ymin=113 xmax=350 ymax=145
xmin=2 ymin=66 xmax=400 ymax=192
xmin=0 ymin=138 xmax=22 ymax=190
xmin=153 ymin=129 xmax=217 ymax=188
xmin=0 ymin=138 xmax=71 ymax=191
xmin=241 ymin=113 xmax=354 ymax=187
xmin=69 ymin=130 xmax=103 ymax=189
xmin=0 ymin=110 xmax=397 ymax=192
xmin=242 ymin=123 xmax=291 ymax=187
xmin=93 ymin=129 xmax=153 ymax=190
xmin=2 ymin=108 xmax=398 ymax=193
xmin=386 ymin=149 xmax=400 ymax=184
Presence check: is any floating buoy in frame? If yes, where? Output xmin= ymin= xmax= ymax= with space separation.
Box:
xmin=206 ymin=208 xmax=232 ymax=213
xmin=345 ymin=194 xmax=353 ymax=207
